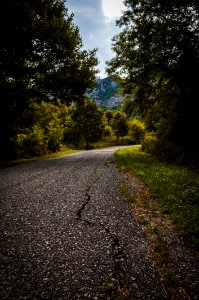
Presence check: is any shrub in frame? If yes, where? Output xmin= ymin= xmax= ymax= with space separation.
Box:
xmin=14 ymin=100 xmax=69 ymax=157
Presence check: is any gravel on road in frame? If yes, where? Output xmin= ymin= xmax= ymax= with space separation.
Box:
xmin=0 ymin=147 xmax=168 ymax=299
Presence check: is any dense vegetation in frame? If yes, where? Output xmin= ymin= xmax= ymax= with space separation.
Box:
xmin=107 ymin=0 xmax=199 ymax=164
xmin=4 ymin=96 xmax=145 ymax=158
xmin=0 ymin=0 xmax=147 ymax=160
xmin=0 ymin=0 xmax=98 ymax=159
xmin=1 ymin=0 xmax=199 ymax=169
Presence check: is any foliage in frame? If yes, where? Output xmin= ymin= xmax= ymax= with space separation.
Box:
xmin=128 ymin=119 xmax=145 ymax=144
xmin=26 ymin=125 xmax=48 ymax=156
xmin=142 ymin=132 xmax=158 ymax=155
xmin=122 ymin=98 xmax=137 ymax=118
xmin=115 ymin=146 xmax=199 ymax=247
xmin=142 ymin=132 xmax=186 ymax=162
xmin=15 ymin=100 xmax=69 ymax=157
xmin=0 ymin=0 xmax=98 ymax=158
xmin=72 ymin=99 xmax=104 ymax=149
xmin=104 ymin=110 xmax=114 ymax=126
xmin=103 ymin=125 xmax=113 ymax=137
xmin=112 ymin=111 xmax=128 ymax=141
xmin=94 ymin=136 xmax=132 ymax=149
xmin=107 ymin=0 xmax=199 ymax=163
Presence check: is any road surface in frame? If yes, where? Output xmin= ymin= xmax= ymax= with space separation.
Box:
xmin=0 ymin=147 xmax=166 ymax=299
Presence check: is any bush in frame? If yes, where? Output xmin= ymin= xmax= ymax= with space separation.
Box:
xmin=15 ymin=127 xmax=48 ymax=157
xmin=14 ymin=100 xmax=69 ymax=157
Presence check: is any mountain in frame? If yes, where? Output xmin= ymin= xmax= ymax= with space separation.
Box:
xmin=87 ymin=77 xmax=122 ymax=109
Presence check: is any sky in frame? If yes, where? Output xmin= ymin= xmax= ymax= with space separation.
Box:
xmin=66 ymin=0 xmax=126 ymax=78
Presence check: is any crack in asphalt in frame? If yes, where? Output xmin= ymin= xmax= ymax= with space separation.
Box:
xmin=76 ymin=189 xmax=91 ymax=222
xmin=75 ymin=187 xmax=129 ymax=294
xmin=99 ymin=222 xmax=129 ymax=293
xmin=1 ymin=147 xmax=178 ymax=299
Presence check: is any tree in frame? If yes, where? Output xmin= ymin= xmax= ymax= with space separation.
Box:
xmin=72 ymin=99 xmax=103 ymax=149
xmin=104 ymin=110 xmax=114 ymax=126
xmin=112 ymin=111 xmax=128 ymax=141
xmin=15 ymin=100 xmax=71 ymax=157
xmin=128 ymin=119 xmax=145 ymax=144
xmin=122 ymin=98 xmax=137 ymax=118
xmin=0 ymin=0 xmax=98 ymax=158
xmin=107 ymin=0 xmax=199 ymax=162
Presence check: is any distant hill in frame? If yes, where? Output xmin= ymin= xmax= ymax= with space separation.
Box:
xmin=87 ymin=77 xmax=122 ymax=109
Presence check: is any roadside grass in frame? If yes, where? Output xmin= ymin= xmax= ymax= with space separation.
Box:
xmin=116 ymin=146 xmax=199 ymax=298
xmin=0 ymin=148 xmax=80 ymax=170
xmin=115 ymin=145 xmax=199 ymax=248
xmin=0 ymin=137 xmax=132 ymax=170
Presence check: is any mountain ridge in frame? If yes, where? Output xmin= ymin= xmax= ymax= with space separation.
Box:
xmin=87 ymin=77 xmax=122 ymax=109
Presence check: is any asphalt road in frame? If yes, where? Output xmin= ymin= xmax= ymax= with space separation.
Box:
xmin=0 ymin=147 xmax=166 ymax=299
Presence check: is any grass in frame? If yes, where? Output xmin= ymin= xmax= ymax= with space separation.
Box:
xmin=0 ymin=136 xmax=133 ymax=170
xmin=115 ymin=145 xmax=199 ymax=248
xmin=0 ymin=136 xmax=130 ymax=170
xmin=116 ymin=146 xmax=199 ymax=298
xmin=119 ymin=180 xmax=184 ymax=297
xmin=0 ymin=148 xmax=80 ymax=170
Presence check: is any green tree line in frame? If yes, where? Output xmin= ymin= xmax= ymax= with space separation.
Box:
xmin=12 ymin=97 xmax=145 ymax=157
xmin=107 ymin=0 xmax=199 ymax=164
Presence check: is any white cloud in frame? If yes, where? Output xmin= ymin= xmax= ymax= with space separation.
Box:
xmin=102 ymin=0 xmax=125 ymax=19
xmin=66 ymin=0 xmax=124 ymax=78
